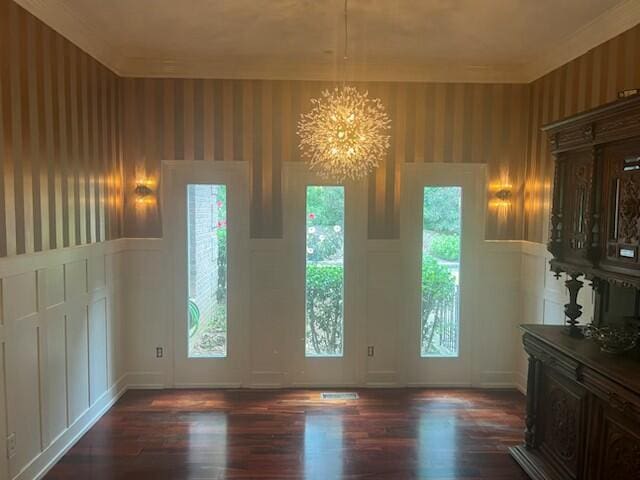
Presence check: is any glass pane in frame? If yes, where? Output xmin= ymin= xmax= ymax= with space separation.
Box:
xmin=421 ymin=186 xmax=461 ymax=357
xmin=187 ymin=184 xmax=227 ymax=358
xmin=305 ymin=186 xmax=345 ymax=357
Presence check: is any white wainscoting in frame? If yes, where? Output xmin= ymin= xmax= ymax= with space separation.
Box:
xmin=121 ymin=238 xmax=529 ymax=390
xmin=0 ymin=237 xmax=575 ymax=479
xmin=0 ymin=240 xmax=129 ymax=480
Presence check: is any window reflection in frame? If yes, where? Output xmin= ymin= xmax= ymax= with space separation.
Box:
xmin=304 ymin=414 xmax=343 ymax=480
xmin=417 ymin=402 xmax=459 ymax=477
xmin=187 ymin=412 xmax=227 ymax=478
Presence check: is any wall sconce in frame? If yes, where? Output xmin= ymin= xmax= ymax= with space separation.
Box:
xmin=489 ymin=182 xmax=513 ymax=212
xmin=495 ymin=187 xmax=512 ymax=206
xmin=134 ymin=180 xmax=153 ymax=204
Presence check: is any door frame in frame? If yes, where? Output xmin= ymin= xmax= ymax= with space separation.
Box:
xmin=399 ymin=162 xmax=486 ymax=387
xmin=162 ymin=160 xmax=250 ymax=387
xmin=282 ymin=163 xmax=367 ymax=387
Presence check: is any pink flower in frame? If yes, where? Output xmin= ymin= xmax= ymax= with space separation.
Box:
xmin=309 ymin=213 xmax=315 ymax=219
xmin=216 ymin=200 xmax=223 ymax=208
xmin=217 ymin=221 xmax=223 ymax=228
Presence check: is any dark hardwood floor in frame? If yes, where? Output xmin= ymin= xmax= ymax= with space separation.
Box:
xmin=45 ymin=389 xmax=528 ymax=480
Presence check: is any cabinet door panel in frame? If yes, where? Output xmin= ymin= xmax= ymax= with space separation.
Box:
xmin=538 ymin=367 xmax=588 ymax=479
xmin=560 ymin=150 xmax=596 ymax=266
xmin=593 ymin=404 xmax=640 ymax=479
xmin=601 ymin=140 xmax=640 ymax=276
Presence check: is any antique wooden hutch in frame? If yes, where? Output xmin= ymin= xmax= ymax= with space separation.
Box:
xmin=511 ymin=95 xmax=640 ymax=480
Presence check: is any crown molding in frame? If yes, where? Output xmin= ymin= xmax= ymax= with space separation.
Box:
xmin=522 ymin=0 xmax=640 ymax=82
xmin=13 ymin=0 xmax=640 ymax=84
xmin=13 ymin=0 xmax=122 ymax=75
xmin=117 ymin=56 xmax=528 ymax=84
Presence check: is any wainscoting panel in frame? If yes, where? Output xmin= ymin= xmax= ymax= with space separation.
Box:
xmin=88 ymin=297 xmax=108 ymax=405
xmin=249 ymin=241 xmax=287 ymax=387
xmin=4 ymin=311 xmax=40 ymax=479
xmin=474 ymin=241 xmax=523 ymax=388
xmin=44 ymin=307 xmax=67 ymax=445
xmin=66 ymin=303 xmax=89 ymax=426
xmin=0 ymin=240 xmax=127 ymax=480
xmin=365 ymin=241 xmax=401 ymax=386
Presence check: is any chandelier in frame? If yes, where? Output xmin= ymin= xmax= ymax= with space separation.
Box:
xmin=297 ymin=1 xmax=391 ymax=181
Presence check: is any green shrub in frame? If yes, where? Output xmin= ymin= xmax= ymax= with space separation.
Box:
xmin=431 ymin=234 xmax=460 ymax=261
xmin=305 ymin=264 xmax=343 ymax=356
xmin=421 ymin=255 xmax=456 ymax=353
xmin=423 ymin=187 xmax=461 ymax=234
xmin=216 ymin=227 xmax=227 ymax=303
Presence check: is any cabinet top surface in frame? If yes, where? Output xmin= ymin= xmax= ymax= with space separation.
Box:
xmin=521 ymin=324 xmax=640 ymax=394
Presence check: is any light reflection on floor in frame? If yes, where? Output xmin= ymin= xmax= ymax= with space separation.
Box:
xmin=304 ymin=414 xmax=344 ymax=480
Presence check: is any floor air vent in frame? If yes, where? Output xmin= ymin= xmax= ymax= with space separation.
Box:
xmin=320 ymin=392 xmax=359 ymax=400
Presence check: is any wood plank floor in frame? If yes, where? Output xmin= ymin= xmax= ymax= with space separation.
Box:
xmin=45 ymin=389 xmax=529 ymax=480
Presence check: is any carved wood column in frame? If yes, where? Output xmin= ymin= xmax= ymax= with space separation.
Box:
xmin=548 ymin=156 xmax=565 ymax=258
xmin=564 ymin=273 xmax=585 ymax=337
xmin=525 ymin=354 xmax=540 ymax=449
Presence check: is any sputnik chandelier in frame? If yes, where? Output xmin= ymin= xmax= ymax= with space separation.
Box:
xmin=297 ymin=0 xmax=391 ymax=181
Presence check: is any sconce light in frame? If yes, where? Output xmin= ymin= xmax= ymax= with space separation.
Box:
xmin=134 ymin=181 xmax=153 ymax=204
xmin=495 ymin=188 xmax=512 ymax=203
xmin=489 ymin=184 xmax=513 ymax=211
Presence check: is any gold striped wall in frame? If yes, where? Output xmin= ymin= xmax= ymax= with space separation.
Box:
xmin=5 ymin=0 xmax=640 ymax=251
xmin=0 ymin=0 xmax=123 ymax=257
xmin=524 ymin=23 xmax=640 ymax=243
xmin=122 ymin=79 xmax=530 ymax=240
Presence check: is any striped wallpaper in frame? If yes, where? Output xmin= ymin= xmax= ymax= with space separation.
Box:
xmin=2 ymin=0 xmax=640 ymax=254
xmin=122 ymin=79 xmax=529 ymax=240
xmin=0 ymin=0 xmax=123 ymax=257
xmin=524 ymin=23 xmax=640 ymax=243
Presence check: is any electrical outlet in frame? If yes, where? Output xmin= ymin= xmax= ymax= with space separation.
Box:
xmin=367 ymin=345 xmax=374 ymax=357
xmin=7 ymin=432 xmax=16 ymax=458
xmin=156 ymin=347 xmax=164 ymax=358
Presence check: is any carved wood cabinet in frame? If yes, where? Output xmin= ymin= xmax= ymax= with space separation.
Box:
xmin=512 ymin=98 xmax=640 ymax=479
xmin=511 ymin=326 xmax=640 ymax=480
xmin=543 ymin=96 xmax=640 ymax=335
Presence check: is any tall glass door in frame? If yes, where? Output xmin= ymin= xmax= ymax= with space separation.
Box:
xmin=402 ymin=164 xmax=483 ymax=387
xmin=283 ymin=164 xmax=366 ymax=386
xmin=166 ymin=163 xmax=249 ymax=387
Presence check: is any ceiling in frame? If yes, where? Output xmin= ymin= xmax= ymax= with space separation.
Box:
xmin=15 ymin=0 xmax=640 ymax=82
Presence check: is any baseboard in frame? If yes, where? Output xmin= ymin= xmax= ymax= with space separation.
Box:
xmin=20 ymin=375 xmax=129 ymax=480
xmin=125 ymin=371 xmax=166 ymax=389
xmin=406 ymin=381 xmax=473 ymax=388
xmin=250 ymin=371 xmax=285 ymax=388
xmin=477 ymin=370 xmax=517 ymax=388
xmin=172 ymin=382 xmax=243 ymax=388
xmin=514 ymin=371 xmax=527 ymax=395
xmin=365 ymin=370 xmax=397 ymax=386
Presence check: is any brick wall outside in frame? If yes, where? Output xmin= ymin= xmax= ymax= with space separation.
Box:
xmin=188 ymin=185 xmax=219 ymax=327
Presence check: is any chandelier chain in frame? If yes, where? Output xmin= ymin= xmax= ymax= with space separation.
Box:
xmin=344 ymin=0 xmax=348 ymax=61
